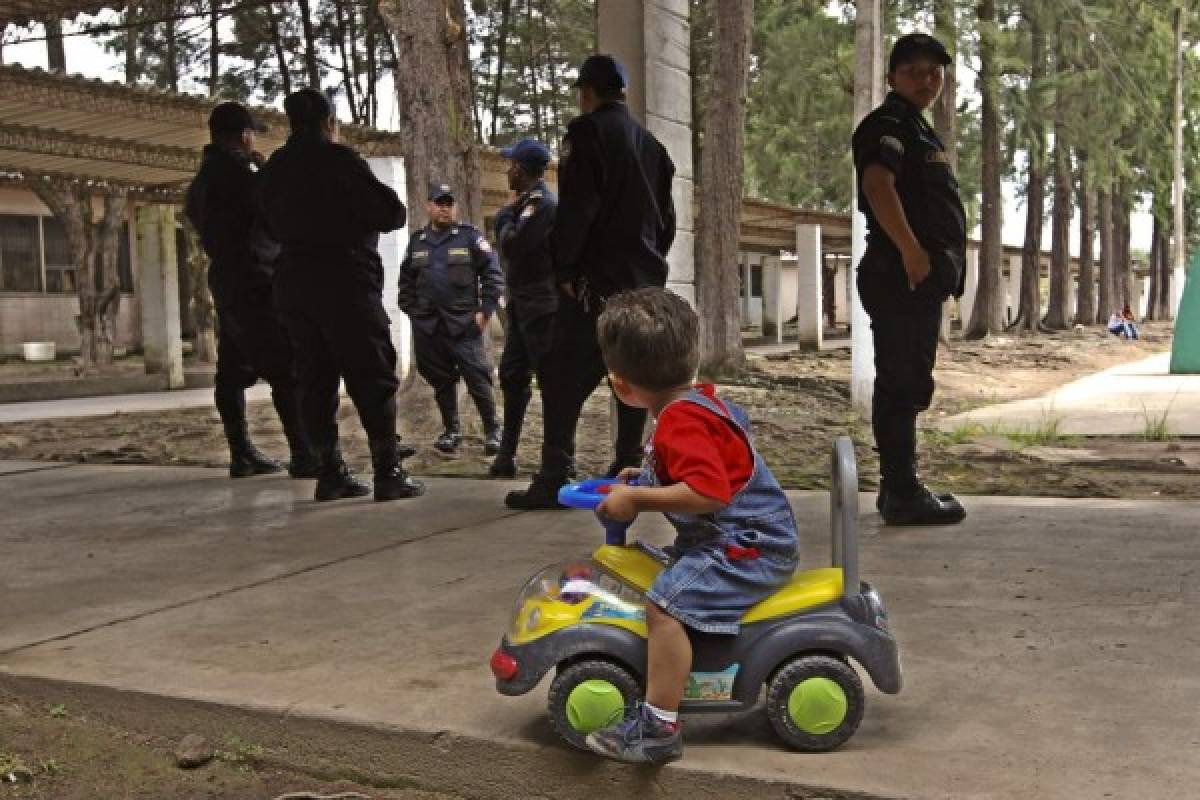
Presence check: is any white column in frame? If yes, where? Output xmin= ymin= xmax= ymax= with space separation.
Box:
xmin=850 ymin=0 xmax=883 ymax=412
xmin=366 ymin=156 xmax=414 ymax=380
xmin=833 ymin=255 xmax=850 ymax=326
xmin=761 ymin=255 xmax=784 ymax=343
xmin=796 ymin=223 xmax=823 ymax=351
xmin=598 ymin=0 xmax=694 ymax=304
xmin=135 ymin=204 xmax=183 ymax=389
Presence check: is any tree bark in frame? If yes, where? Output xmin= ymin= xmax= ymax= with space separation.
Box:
xmin=967 ymin=0 xmax=1006 ymax=339
xmin=1043 ymin=19 xmax=1072 ymax=330
xmin=1147 ymin=214 xmax=1161 ymax=321
xmin=334 ymin=0 xmax=361 ymax=123
xmin=933 ymin=0 xmax=957 ymax=342
xmin=165 ymin=1 xmax=178 ymax=93
xmin=125 ymin=3 xmax=139 ymax=84
xmin=266 ymin=2 xmax=292 ymax=96
xmin=1116 ymin=184 xmax=1133 ymax=311
xmin=94 ymin=192 xmax=129 ymax=363
xmin=382 ymin=0 xmax=483 ymax=229
xmin=1074 ymin=164 xmax=1095 ymax=326
xmin=1170 ymin=5 xmax=1187 ymax=321
xmin=1097 ymin=184 xmax=1113 ymax=323
xmin=1014 ymin=6 xmax=1046 ymax=334
xmin=208 ymin=0 xmax=220 ymax=97
xmin=182 ymin=218 xmax=217 ymax=363
xmin=297 ymin=0 xmax=322 ymax=88
xmin=696 ymin=0 xmax=753 ymax=376
xmin=45 ymin=17 xmax=66 ymax=72
xmin=489 ymin=0 xmax=514 ymax=144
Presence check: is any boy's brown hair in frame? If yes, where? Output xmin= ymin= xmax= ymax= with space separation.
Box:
xmin=597 ymin=288 xmax=698 ymax=391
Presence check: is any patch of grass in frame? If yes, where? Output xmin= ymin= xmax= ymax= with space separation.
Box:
xmin=47 ymin=704 xmax=68 ymax=718
xmin=216 ymin=734 xmax=263 ymax=770
xmin=1141 ymin=407 xmax=1172 ymax=441
xmin=1005 ymin=414 xmax=1067 ymax=447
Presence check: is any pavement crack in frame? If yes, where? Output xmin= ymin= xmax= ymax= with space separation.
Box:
xmin=0 ymin=511 xmax=525 ymax=658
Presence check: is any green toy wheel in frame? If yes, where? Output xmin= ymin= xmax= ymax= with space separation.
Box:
xmin=766 ymin=654 xmax=864 ymax=752
xmin=548 ymin=659 xmax=640 ymax=750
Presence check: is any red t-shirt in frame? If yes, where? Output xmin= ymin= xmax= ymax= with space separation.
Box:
xmin=651 ymin=384 xmax=754 ymax=504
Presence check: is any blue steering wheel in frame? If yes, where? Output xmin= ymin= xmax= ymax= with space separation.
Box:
xmin=557 ymin=478 xmax=635 ymax=545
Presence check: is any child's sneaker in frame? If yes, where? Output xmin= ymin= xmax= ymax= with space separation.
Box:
xmin=585 ymin=703 xmax=682 ymax=764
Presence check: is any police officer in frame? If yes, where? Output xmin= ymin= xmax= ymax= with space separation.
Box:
xmin=852 ymin=33 xmax=967 ymax=525
xmin=398 ymin=182 xmax=504 ymax=455
xmin=184 ymin=102 xmax=317 ymax=480
xmin=489 ymin=138 xmax=557 ymax=479
xmin=505 ymin=54 xmax=676 ymax=510
xmin=257 ymin=88 xmax=423 ymax=503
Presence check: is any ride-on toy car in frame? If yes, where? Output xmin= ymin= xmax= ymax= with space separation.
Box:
xmin=490 ymin=436 xmax=901 ymax=752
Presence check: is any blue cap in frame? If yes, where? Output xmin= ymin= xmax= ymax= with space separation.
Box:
xmin=500 ymin=138 xmax=552 ymax=171
xmin=428 ymin=181 xmax=455 ymax=201
xmin=572 ymin=54 xmax=628 ymax=92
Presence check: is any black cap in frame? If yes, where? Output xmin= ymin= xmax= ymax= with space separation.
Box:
xmin=208 ymin=101 xmax=267 ymax=135
xmin=428 ymin=181 xmax=455 ymax=202
xmin=283 ymin=87 xmax=333 ymax=130
xmin=888 ymin=33 xmax=952 ymax=73
xmin=572 ymin=54 xmax=628 ymax=92
xmin=500 ymin=138 xmax=552 ymax=172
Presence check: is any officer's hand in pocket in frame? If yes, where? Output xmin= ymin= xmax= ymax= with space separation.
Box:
xmin=901 ymin=244 xmax=932 ymax=291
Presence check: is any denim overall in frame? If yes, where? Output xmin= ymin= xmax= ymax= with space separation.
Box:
xmin=641 ymin=388 xmax=800 ymax=634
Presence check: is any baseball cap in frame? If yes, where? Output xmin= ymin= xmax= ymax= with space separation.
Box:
xmin=572 ymin=54 xmax=628 ymax=92
xmin=888 ymin=33 xmax=952 ymax=73
xmin=283 ymin=87 xmax=333 ymax=129
xmin=428 ymin=181 xmax=455 ymax=202
xmin=208 ymin=101 xmax=267 ymax=135
xmin=500 ymin=138 xmax=552 ymax=172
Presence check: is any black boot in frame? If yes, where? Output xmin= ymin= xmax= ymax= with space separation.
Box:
xmin=488 ymin=452 xmax=517 ymax=479
xmin=217 ymin=387 xmax=283 ymax=478
xmin=314 ymin=446 xmax=371 ymax=502
xmin=504 ymin=473 xmax=569 ymax=510
xmin=369 ymin=438 xmax=425 ymax=502
xmin=879 ymin=482 xmax=966 ymax=525
xmin=230 ymin=443 xmax=284 ymax=478
xmin=484 ymin=424 xmax=502 ymax=456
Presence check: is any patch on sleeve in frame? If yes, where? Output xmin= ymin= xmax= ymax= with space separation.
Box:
xmin=880 ymin=135 xmax=905 ymax=156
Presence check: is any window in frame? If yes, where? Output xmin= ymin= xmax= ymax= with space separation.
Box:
xmin=41 ymin=216 xmax=77 ymax=294
xmin=0 ymin=215 xmax=42 ymax=292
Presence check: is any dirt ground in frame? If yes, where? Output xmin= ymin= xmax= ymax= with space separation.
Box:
xmin=0 ymin=690 xmax=462 ymax=800
xmin=0 ymin=321 xmax=1194 ymax=500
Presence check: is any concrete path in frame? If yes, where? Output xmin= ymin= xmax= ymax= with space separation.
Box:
xmin=0 ymin=383 xmax=271 ymax=424
xmin=1 ymin=463 xmax=1197 ymax=799
xmin=940 ymin=352 xmax=1200 ymax=437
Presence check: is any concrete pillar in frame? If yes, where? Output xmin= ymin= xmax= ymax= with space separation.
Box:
xmin=796 ymin=224 xmax=823 ymax=351
xmin=833 ymin=255 xmax=850 ymax=326
xmin=366 ymin=156 xmax=414 ymax=380
xmin=598 ymin=0 xmax=694 ymax=302
xmin=135 ymin=204 xmax=183 ymax=389
xmin=850 ymin=0 xmax=883 ymax=413
xmin=762 ymin=255 xmax=784 ymax=343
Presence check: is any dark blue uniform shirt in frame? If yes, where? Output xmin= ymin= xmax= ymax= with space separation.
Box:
xmin=495 ymin=180 xmax=557 ymax=319
xmin=398 ymin=223 xmax=503 ymax=337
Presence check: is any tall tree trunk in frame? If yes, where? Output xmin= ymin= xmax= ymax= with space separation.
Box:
xmin=1044 ymin=113 xmax=1072 ymax=329
xmin=266 ymin=2 xmax=292 ymax=96
xmin=165 ymin=1 xmax=178 ymax=93
xmin=1158 ymin=222 xmax=1173 ymax=318
xmin=489 ymin=0 xmax=514 ymax=143
xmin=1075 ymin=164 xmax=1095 ymax=326
xmin=182 ymin=218 xmax=217 ymax=363
xmin=1170 ymin=5 xmax=1187 ymax=321
xmin=125 ymin=3 xmax=139 ymax=84
xmin=1014 ymin=6 xmax=1046 ymax=333
xmin=696 ymin=0 xmax=753 ymax=376
xmin=1097 ymin=184 xmax=1113 ymax=323
xmin=94 ymin=192 xmax=129 ymax=363
xmin=298 ymin=0 xmax=322 ymax=87
xmin=366 ymin=5 xmax=378 ymax=127
xmin=45 ymin=17 xmax=67 ymax=71
xmin=208 ymin=0 xmax=220 ymax=96
xmin=32 ymin=182 xmax=99 ymax=371
xmin=334 ymin=0 xmax=361 ymax=122
xmin=383 ymin=0 xmax=483 ymax=229
xmin=524 ymin=0 xmax=544 ymax=140
xmin=1116 ymin=184 xmax=1133 ymax=311
xmin=967 ymin=0 xmax=1005 ymax=338
xmin=933 ymin=0 xmax=957 ymax=342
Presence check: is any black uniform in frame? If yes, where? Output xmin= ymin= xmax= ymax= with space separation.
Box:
xmin=494 ymin=180 xmax=557 ymax=460
xmin=535 ymin=101 xmax=676 ymax=483
xmin=398 ymin=222 xmax=504 ymax=434
xmin=256 ymin=130 xmax=407 ymax=469
xmin=184 ymin=144 xmax=310 ymax=468
xmin=852 ymin=90 xmax=967 ymax=495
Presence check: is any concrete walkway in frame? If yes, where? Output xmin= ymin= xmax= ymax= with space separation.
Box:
xmin=0 ymin=383 xmax=271 ymax=424
xmin=939 ymin=352 xmax=1200 ymax=437
xmin=1 ymin=462 xmax=1196 ymax=799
